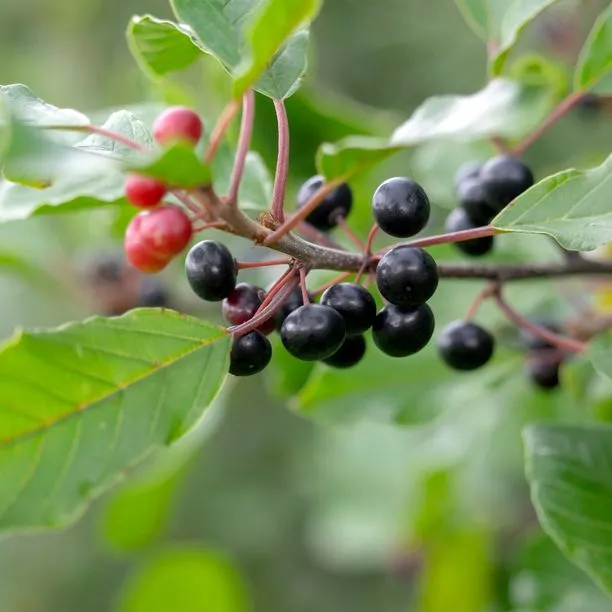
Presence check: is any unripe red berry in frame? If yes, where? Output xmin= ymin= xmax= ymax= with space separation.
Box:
xmin=153 ymin=106 xmax=203 ymax=147
xmin=124 ymin=215 xmax=170 ymax=274
xmin=124 ymin=174 xmax=167 ymax=209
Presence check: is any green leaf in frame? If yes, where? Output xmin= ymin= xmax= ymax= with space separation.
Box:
xmin=131 ymin=142 xmax=211 ymax=187
xmin=0 ymin=309 xmax=229 ymax=532
xmin=232 ymin=0 xmax=321 ymax=98
xmin=574 ymin=4 xmax=612 ymax=93
xmin=454 ymin=0 xmax=488 ymax=40
xmin=127 ymin=15 xmax=208 ymax=80
xmin=169 ymin=0 xmax=312 ymax=99
xmin=524 ymin=422 xmax=612 ymax=596
xmin=117 ymin=546 xmax=248 ymax=612
xmin=493 ymin=154 xmax=612 ymax=251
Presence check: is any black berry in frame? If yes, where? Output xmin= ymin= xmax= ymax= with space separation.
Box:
xmin=222 ymin=283 xmax=274 ymax=335
xmin=274 ymin=287 xmax=315 ymax=330
xmin=480 ymin=155 xmax=534 ymax=212
xmin=297 ymin=175 xmax=353 ymax=231
xmin=280 ymin=303 xmax=346 ymax=361
xmin=139 ymin=278 xmax=170 ymax=307
xmin=525 ymin=354 xmax=561 ymax=390
xmin=577 ymin=93 xmax=601 ymax=115
xmin=444 ymin=208 xmax=494 ymax=257
xmin=454 ymin=161 xmax=482 ymax=189
xmin=376 ymin=245 xmax=439 ymax=307
xmin=229 ymin=331 xmax=272 ymax=377
xmin=185 ymin=240 xmax=237 ymax=302
xmin=372 ymin=177 xmax=430 ymax=238
xmin=456 ymin=177 xmax=497 ymax=225
xmin=320 ymin=282 xmax=376 ymax=335
xmin=520 ymin=320 xmax=561 ymax=350
xmin=437 ymin=320 xmax=494 ymax=371
xmin=323 ymin=334 xmax=367 ymax=368
xmin=372 ymin=303 xmax=435 ymax=357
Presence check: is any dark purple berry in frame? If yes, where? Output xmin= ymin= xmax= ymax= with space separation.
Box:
xmin=229 ymin=331 xmax=272 ymax=377
xmin=185 ymin=240 xmax=237 ymax=302
xmin=454 ymin=161 xmax=482 ymax=189
xmin=372 ymin=303 xmax=435 ymax=357
xmin=274 ymin=287 xmax=315 ymax=330
xmin=222 ymin=283 xmax=274 ymax=335
xmin=297 ymin=175 xmax=353 ymax=231
xmin=139 ymin=278 xmax=170 ymax=307
xmin=444 ymin=208 xmax=494 ymax=257
xmin=437 ymin=320 xmax=494 ymax=371
xmin=323 ymin=334 xmax=367 ymax=368
xmin=456 ymin=177 xmax=497 ymax=225
xmin=320 ymin=282 xmax=376 ymax=335
xmin=520 ymin=320 xmax=561 ymax=350
xmin=525 ymin=353 xmax=561 ymax=390
xmin=480 ymin=155 xmax=534 ymax=212
xmin=372 ymin=177 xmax=430 ymax=238
xmin=376 ymin=245 xmax=438 ymax=307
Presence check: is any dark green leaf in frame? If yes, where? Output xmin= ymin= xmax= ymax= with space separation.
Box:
xmin=117 ymin=546 xmax=248 ymax=612
xmin=127 ymin=15 xmax=207 ymax=80
xmin=493 ymin=154 xmax=612 ymax=251
xmin=232 ymin=0 xmax=321 ymax=98
xmin=524 ymin=422 xmax=612 ymax=596
xmin=0 ymin=309 xmax=229 ymax=532
xmin=574 ymin=4 xmax=612 ymax=93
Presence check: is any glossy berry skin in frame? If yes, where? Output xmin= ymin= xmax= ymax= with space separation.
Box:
xmin=480 ymin=155 xmax=534 ymax=212
xmin=297 ymin=175 xmax=353 ymax=231
xmin=153 ymin=106 xmax=203 ymax=146
xmin=372 ymin=303 xmax=435 ymax=357
xmin=376 ymin=245 xmax=439 ymax=307
xmin=124 ymin=174 xmax=167 ymax=209
xmin=320 ymin=282 xmax=377 ymax=335
xmin=280 ymin=304 xmax=346 ymax=361
xmin=323 ymin=334 xmax=367 ymax=368
xmin=274 ymin=287 xmax=314 ymax=330
xmin=372 ymin=177 xmax=430 ymax=238
xmin=520 ymin=320 xmax=561 ymax=350
xmin=229 ymin=331 xmax=272 ymax=377
xmin=437 ymin=320 xmax=494 ymax=371
xmin=185 ymin=240 xmax=237 ymax=302
xmin=444 ymin=208 xmax=494 ymax=257
xmin=222 ymin=283 xmax=274 ymax=335
xmin=456 ymin=177 xmax=497 ymax=225
xmin=525 ymin=355 xmax=561 ymax=390
xmin=454 ymin=161 xmax=482 ymax=189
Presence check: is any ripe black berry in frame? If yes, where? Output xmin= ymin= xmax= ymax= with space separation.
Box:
xmin=520 ymin=320 xmax=561 ymax=350
xmin=376 ymin=246 xmax=439 ymax=307
xmin=320 ymin=282 xmax=376 ymax=335
xmin=454 ymin=161 xmax=482 ymax=189
xmin=222 ymin=283 xmax=274 ymax=335
xmin=372 ymin=303 xmax=435 ymax=357
xmin=372 ymin=177 xmax=430 ymax=238
xmin=456 ymin=177 xmax=497 ymax=225
xmin=480 ymin=155 xmax=534 ymax=212
xmin=229 ymin=331 xmax=272 ymax=377
xmin=274 ymin=287 xmax=315 ymax=330
xmin=297 ymin=175 xmax=353 ymax=231
xmin=525 ymin=354 xmax=561 ymax=390
xmin=323 ymin=334 xmax=367 ymax=368
xmin=444 ymin=208 xmax=494 ymax=257
xmin=139 ymin=278 xmax=170 ymax=307
xmin=280 ymin=303 xmax=346 ymax=361
xmin=185 ymin=240 xmax=237 ymax=302
xmin=437 ymin=320 xmax=494 ymax=371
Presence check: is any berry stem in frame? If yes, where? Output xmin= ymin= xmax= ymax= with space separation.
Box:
xmin=364 ymin=223 xmax=379 ymax=255
xmin=312 ymin=271 xmax=355 ymax=296
xmin=493 ymin=287 xmax=586 ymax=353
xmin=512 ymin=91 xmax=584 ymax=156
xmin=44 ymin=123 xmax=149 ymax=153
xmin=335 ymin=215 xmax=365 ymax=250
xmin=296 ymin=221 xmax=344 ymax=249
xmin=299 ymin=267 xmax=310 ymax=304
xmin=192 ymin=220 xmax=229 ymax=232
xmin=270 ymin=99 xmax=290 ymax=223
xmin=264 ymin=179 xmax=344 ymax=245
xmin=227 ymin=90 xmax=255 ymax=206
xmin=258 ymin=266 xmax=295 ymax=310
xmin=236 ymin=258 xmax=292 ymax=269
xmin=465 ymin=283 xmax=499 ymax=321
xmin=204 ymin=99 xmax=241 ymax=164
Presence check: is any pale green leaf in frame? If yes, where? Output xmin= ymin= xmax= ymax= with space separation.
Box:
xmin=574 ymin=4 xmax=612 ymax=93
xmin=127 ymin=15 xmax=208 ymax=80
xmin=493 ymin=154 xmax=612 ymax=251
xmin=454 ymin=0 xmax=488 ymax=39
xmin=0 ymin=309 xmax=230 ymax=532
xmin=232 ymin=0 xmax=321 ymax=98
xmin=524 ymin=422 xmax=612 ymax=596
xmin=118 ymin=546 xmax=248 ymax=612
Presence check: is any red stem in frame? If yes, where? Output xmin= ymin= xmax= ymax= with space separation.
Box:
xmin=465 ymin=283 xmax=498 ymax=321
xmin=364 ymin=223 xmax=379 ymax=255
xmin=312 ymin=271 xmax=355 ymax=296
xmin=271 ymin=99 xmax=290 ymax=222
xmin=192 ymin=220 xmax=228 ymax=232
xmin=205 ymin=100 xmax=240 ymax=164
xmin=236 ymin=258 xmax=291 ymax=270
xmin=512 ymin=92 xmax=584 ymax=156
xmin=227 ymin=90 xmax=255 ymax=206
xmin=44 ymin=123 xmax=149 ymax=153
xmin=299 ymin=268 xmax=311 ymax=304
xmin=259 ymin=267 xmax=295 ymax=310
xmin=493 ymin=288 xmax=586 ymax=353
xmin=335 ymin=215 xmax=365 ymax=250
xmin=297 ymin=221 xmax=344 ymax=249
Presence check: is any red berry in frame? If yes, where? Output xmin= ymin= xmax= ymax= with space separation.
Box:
xmin=153 ymin=106 xmax=203 ymax=147
xmin=124 ymin=215 xmax=170 ymax=274
xmin=124 ymin=174 xmax=167 ymax=209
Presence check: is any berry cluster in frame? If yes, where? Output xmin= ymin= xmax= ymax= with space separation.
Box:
xmin=123 ymin=106 xmax=205 ymax=273
xmin=446 ymin=155 xmax=534 ymax=257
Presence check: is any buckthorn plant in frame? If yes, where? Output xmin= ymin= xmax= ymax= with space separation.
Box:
xmin=2 ymin=0 xmax=612 ymax=609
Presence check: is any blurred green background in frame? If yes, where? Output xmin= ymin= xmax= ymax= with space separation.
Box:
xmin=2 ymin=0 xmax=612 ymax=610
